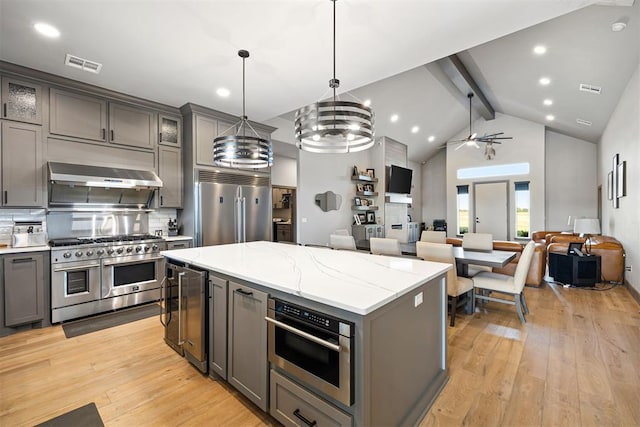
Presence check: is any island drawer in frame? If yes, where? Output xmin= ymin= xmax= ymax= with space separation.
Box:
xmin=270 ymin=369 xmax=352 ymax=427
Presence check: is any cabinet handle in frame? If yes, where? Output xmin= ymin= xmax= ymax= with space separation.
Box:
xmin=3 ymin=191 xmax=7 ymax=204
xmin=102 ymin=128 xmax=106 ymax=139
xmin=172 ymin=244 xmax=186 ymax=249
xmin=110 ymin=130 xmax=114 ymax=141
xmin=12 ymin=257 xmax=34 ymax=264
xmin=235 ymin=288 xmax=253 ymax=297
xmin=159 ymin=132 xmax=162 ymax=141
xmin=293 ymin=409 xmax=317 ymax=427
xmin=160 ymin=195 xmax=164 ymax=206
xmin=3 ymin=103 xmax=6 ymax=117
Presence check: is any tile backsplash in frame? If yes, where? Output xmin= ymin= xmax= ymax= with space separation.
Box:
xmin=0 ymin=209 xmax=47 ymax=246
xmin=149 ymin=208 xmax=178 ymax=237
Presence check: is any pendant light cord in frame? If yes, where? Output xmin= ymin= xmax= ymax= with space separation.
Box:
xmin=333 ymin=0 xmax=336 ymax=102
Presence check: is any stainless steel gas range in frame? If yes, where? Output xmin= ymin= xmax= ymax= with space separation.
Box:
xmin=50 ymin=234 xmax=167 ymax=323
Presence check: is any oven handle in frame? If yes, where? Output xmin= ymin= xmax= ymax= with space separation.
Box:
xmin=178 ymin=271 xmax=186 ymax=346
xmin=53 ymin=263 xmax=101 ymax=272
xmin=264 ymin=316 xmax=341 ymax=352
xmin=102 ymin=256 xmax=164 ymax=267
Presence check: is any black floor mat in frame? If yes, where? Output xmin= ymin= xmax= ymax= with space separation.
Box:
xmin=62 ymin=303 xmax=160 ymax=338
xmin=35 ymin=402 xmax=104 ymax=427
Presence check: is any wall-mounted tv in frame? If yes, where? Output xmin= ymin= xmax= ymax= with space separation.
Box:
xmin=386 ymin=165 xmax=413 ymax=194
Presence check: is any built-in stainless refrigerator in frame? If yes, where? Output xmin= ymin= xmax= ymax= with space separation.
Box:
xmin=195 ymin=170 xmax=271 ymax=246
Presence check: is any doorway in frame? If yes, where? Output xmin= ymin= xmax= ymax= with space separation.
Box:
xmin=272 ymin=186 xmax=296 ymax=243
xmin=473 ymin=181 xmax=509 ymax=240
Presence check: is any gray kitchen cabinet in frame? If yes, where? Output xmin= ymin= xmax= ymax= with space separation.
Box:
xmin=159 ymin=114 xmax=182 ymax=147
xmin=276 ymin=223 xmax=292 ymax=242
xmin=195 ymin=114 xmax=236 ymax=166
xmin=208 ymin=273 xmax=228 ymax=380
xmin=1 ymin=121 xmax=43 ymax=207
xmin=270 ymin=370 xmax=352 ymax=427
xmin=228 ymin=281 xmax=268 ymax=411
xmin=158 ymin=146 xmax=182 ymax=208
xmin=49 ymin=88 xmax=108 ymax=141
xmin=2 ymin=252 xmax=45 ymax=327
xmin=1 ymin=77 xmax=42 ymax=124
xmin=108 ymin=102 xmax=157 ymax=150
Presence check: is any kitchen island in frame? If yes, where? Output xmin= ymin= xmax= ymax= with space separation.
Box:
xmin=162 ymin=241 xmax=450 ymax=426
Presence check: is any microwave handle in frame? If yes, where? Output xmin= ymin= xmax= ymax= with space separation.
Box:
xmin=178 ymin=271 xmax=186 ymax=346
xmin=264 ymin=316 xmax=340 ymax=352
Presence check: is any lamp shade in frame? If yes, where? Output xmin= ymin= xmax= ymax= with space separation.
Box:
xmin=573 ymin=218 xmax=601 ymax=235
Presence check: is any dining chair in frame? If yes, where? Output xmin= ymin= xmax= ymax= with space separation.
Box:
xmin=416 ymin=241 xmax=473 ymax=327
xmin=369 ymin=237 xmax=402 ymax=256
xmin=462 ymin=232 xmax=494 ymax=276
xmin=329 ymin=234 xmax=357 ymax=250
xmin=472 ymin=240 xmax=535 ymax=324
xmin=420 ymin=230 xmax=446 ymax=243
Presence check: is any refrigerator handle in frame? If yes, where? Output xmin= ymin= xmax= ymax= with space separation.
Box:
xmin=235 ymin=196 xmax=242 ymax=242
xmin=159 ymin=275 xmax=168 ymax=327
xmin=178 ymin=271 xmax=186 ymax=346
xmin=241 ymin=197 xmax=247 ymax=242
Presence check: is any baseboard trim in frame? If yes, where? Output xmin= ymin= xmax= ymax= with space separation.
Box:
xmin=624 ymin=279 xmax=640 ymax=306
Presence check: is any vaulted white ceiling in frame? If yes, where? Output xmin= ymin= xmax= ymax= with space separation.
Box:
xmin=1 ymin=0 xmax=637 ymax=163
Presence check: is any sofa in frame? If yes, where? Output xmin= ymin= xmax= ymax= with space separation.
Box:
xmin=446 ymin=237 xmax=547 ymax=287
xmin=533 ymin=231 xmax=625 ymax=283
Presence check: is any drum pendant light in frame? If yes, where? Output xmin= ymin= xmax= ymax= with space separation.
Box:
xmin=295 ymin=0 xmax=374 ymax=153
xmin=213 ymin=50 xmax=273 ymax=168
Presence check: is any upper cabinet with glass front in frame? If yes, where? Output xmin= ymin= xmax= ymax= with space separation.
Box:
xmin=158 ymin=114 xmax=182 ymax=147
xmin=1 ymin=77 xmax=43 ymax=125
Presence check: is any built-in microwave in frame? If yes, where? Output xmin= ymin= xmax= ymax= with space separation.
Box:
xmin=266 ymin=297 xmax=355 ymax=407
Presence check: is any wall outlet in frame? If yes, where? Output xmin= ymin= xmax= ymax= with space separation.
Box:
xmin=414 ymin=292 xmax=423 ymax=307
xmin=625 ymin=265 xmax=632 ymax=272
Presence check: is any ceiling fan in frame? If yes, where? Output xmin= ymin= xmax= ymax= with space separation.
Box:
xmin=451 ymin=93 xmax=512 ymax=159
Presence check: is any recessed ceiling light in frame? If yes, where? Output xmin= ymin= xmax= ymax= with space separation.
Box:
xmin=428 ymin=135 xmax=435 ymax=142
xmin=363 ymin=99 xmax=371 ymax=107
xmin=34 ymin=22 xmax=60 ymax=38
xmin=543 ymin=99 xmax=553 ymax=106
xmin=539 ymin=77 xmax=551 ymax=86
xmin=546 ymin=114 xmax=555 ymax=121
xmin=216 ymin=88 xmax=230 ymax=97
xmin=533 ymin=45 xmax=547 ymax=55
xmin=390 ymin=114 xmax=399 ymax=123
xmin=611 ymin=22 xmax=627 ymax=32
xmin=411 ymin=126 xmax=419 ymax=133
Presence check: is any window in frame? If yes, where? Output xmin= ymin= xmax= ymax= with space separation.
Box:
xmin=457 ymin=185 xmax=469 ymax=235
xmin=457 ymin=163 xmax=530 ymax=180
xmin=515 ymin=181 xmax=530 ymax=238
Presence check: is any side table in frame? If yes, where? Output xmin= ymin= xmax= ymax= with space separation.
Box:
xmin=548 ymin=252 xmax=601 ymax=287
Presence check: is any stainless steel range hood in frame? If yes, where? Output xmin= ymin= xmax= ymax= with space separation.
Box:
xmin=48 ymin=162 xmax=163 ymax=210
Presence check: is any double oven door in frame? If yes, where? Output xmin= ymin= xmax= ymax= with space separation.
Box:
xmin=51 ymin=260 xmax=102 ymax=309
xmin=101 ymin=255 xmax=164 ymax=298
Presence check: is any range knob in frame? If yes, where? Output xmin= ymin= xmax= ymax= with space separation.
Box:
xmin=126 ymin=247 xmax=133 ymax=253
xmin=86 ymin=250 xmax=94 ymax=256
xmin=116 ymin=247 xmax=124 ymax=254
xmin=63 ymin=252 xmax=72 ymax=258
xmin=75 ymin=251 xmax=83 ymax=257
xmin=144 ymin=246 xmax=151 ymax=252
xmin=152 ymin=244 xmax=158 ymax=251
xmin=107 ymin=248 xmax=115 ymax=255
xmin=135 ymin=246 xmax=142 ymax=253
xmin=96 ymin=249 xmax=105 ymax=256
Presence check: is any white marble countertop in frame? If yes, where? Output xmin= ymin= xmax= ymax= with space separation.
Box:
xmin=161 ymin=241 xmax=450 ymax=315
xmin=164 ymin=235 xmax=193 ymax=242
xmin=0 ymin=245 xmax=50 ymax=255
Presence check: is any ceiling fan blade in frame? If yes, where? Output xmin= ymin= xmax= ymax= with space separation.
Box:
xmin=472 ymin=140 xmax=480 ymax=149
xmin=470 ymin=132 xmax=478 ymax=140
xmin=454 ymin=142 xmax=467 ymax=151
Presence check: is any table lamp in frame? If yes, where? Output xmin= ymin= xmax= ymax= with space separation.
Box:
xmin=573 ymin=218 xmax=601 ymax=254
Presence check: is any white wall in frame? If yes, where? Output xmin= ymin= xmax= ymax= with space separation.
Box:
xmin=297 ymin=147 xmax=377 ymax=245
xmin=421 ymin=149 xmax=447 ymax=228
xmin=271 ymin=155 xmax=297 ymax=187
xmin=446 ymin=113 xmax=545 ymax=239
xmin=598 ymin=64 xmax=639 ymax=293
xmin=545 ymin=131 xmax=597 ymax=231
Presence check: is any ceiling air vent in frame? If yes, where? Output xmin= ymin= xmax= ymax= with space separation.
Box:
xmin=64 ymin=54 xmax=102 ymax=74
xmin=576 ymin=118 xmax=593 ymax=126
xmin=579 ymin=83 xmax=601 ymax=94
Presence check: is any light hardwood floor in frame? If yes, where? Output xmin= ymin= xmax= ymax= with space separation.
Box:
xmin=1 ymin=282 xmax=639 ymax=426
